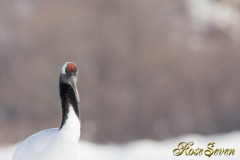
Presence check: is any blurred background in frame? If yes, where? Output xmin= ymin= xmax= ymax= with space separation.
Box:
xmin=1 ymin=0 xmax=240 ymax=147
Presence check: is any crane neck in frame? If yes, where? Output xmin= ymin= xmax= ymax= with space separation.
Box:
xmin=59 ymin=83 xmax=80 ymax=130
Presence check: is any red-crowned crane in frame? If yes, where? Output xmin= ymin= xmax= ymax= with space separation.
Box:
xmin=12 ymin=62 xmax=81 ymax=160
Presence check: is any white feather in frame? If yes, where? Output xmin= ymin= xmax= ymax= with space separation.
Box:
xmin=12 ymin=105 xmax=80 ymax=160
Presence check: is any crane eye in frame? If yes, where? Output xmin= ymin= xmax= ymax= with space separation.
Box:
xmin=65 ymin=68 xmax=77 ymax=77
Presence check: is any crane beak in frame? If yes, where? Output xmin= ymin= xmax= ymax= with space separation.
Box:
xmin=70 ymin=76 xmax=80 ymax=102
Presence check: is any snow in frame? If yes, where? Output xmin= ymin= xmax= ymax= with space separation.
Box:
xmin=1 ymin=131 xmax=240 ymax=160
xmin=185 ymin=0 xmax=240 ymax=38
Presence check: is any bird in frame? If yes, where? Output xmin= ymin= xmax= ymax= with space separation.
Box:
xmin=12 ymin=62 xmax=81 ymax=160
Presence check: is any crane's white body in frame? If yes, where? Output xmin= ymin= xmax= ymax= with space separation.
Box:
xmin=12 ymin=106 xmax=80 ymax=160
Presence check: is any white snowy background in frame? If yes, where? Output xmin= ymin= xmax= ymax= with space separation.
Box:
xmin=2 ymin=131 xmax=240 ymax=160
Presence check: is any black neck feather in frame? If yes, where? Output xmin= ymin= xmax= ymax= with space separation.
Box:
xmin=59 ymin=82 xmax=79 ymax=129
